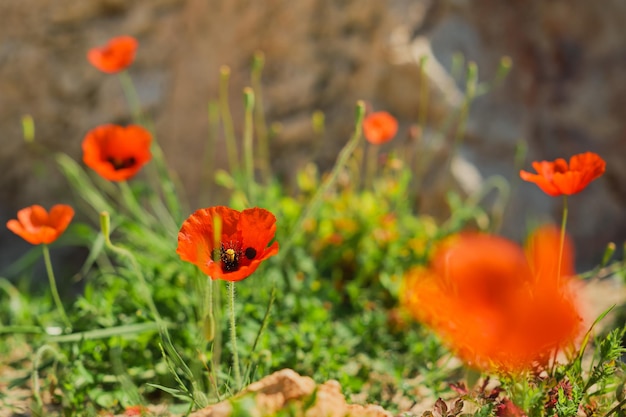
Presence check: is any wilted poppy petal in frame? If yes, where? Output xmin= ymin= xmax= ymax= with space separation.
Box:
xmin=87 ymin=35 xmax=138 ymax=74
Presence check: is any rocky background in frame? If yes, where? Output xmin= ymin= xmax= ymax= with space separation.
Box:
xmin=1 ymin=0 xmax=624 ymax=275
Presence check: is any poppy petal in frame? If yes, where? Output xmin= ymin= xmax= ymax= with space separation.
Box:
xmin=6 ymin=219 xmax=33 ymax=244
xmin=402 ymin=226 xmax=584 ymax=373
xmin=239 ymin=208 xmax=278 ymax=255
xmin=571 ymin=152 xmax=606 ymax=187
xmin=49 ymin=205 xmax=75 ymax=232
xmin=525 ymin=225 xmax=574 ymax=283
xmin=87 ymin=36 xmax=138 ymax=74
xmin=82 ymin=124 xmax=152 ymax=181
xmin=211 ymin=205 xmax=242 ymax=238
xmin=363 ymin=111 xmax=398 ymax=145
xmin=519 ymin=170 xmax=561 ymax=196
xmin=520 ymin=152 xmax=605 ymax=196
xmin=7 ymin=204 xmax=74 ymax=245
xmin=177 ymin=206 xmax=278 ymax=282
xmin=177 ymin=208 xmax=221 ymax=276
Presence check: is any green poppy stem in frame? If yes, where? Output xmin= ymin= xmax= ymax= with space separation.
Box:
xmin=42 ymin=244 xmax=71 ymax=332
xmin=250 ymin=51 xmax=270 ymax=184
xmin=228 ymin=281 xmax=242 ymax=391
xmin=219 ymin=66 xmax=239 ymax=173
xmin=118 ymin=70 xmax=182 ymax=224
xmin=557 ymin=195 xmax=569 ymax=282
xmin=118 ymin=71 xmax=144 ymax=124
xmin=243 ymin=87 xmax=256 ymax=201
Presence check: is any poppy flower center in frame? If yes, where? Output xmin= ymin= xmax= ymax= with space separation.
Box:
xmin=213 ymin=243 xmax=258 ymax=272
xmin=107 ymin=156 xmax=137 ymax=171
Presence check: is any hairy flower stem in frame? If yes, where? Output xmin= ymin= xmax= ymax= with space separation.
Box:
xmin=42 ymin=244 xmax=72 ymax=332
xmin=118 ymin=71 xmax=144 ymax=125
xmin=228 ymin=281 xmax=242 ymax=391
xmin=558 ymin=195 xmax=569 ymax=283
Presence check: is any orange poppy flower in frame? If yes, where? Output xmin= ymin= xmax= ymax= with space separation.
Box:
xmin=177 ymin=206 xmax=279 ymax=282
xmin=7 ymin=204 xmax=74 ymax=245
xmin=401 ymin=225 xmax=583 ymax=373
xmin=82 ymin=124 xmax=152 ymax=181
xmin=87 ymin=35 xmax=138 ymax=74
xmin=519 ymin=152 xmax=605 ymax=196
xmin=363 ymin=111 xmax=398 ymax=145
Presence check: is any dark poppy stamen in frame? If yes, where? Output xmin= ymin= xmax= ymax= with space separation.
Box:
xmin=219 ymin=244 xmax=241 ymax=272
xmin=107 ymin=156 xmax=137 ymax=171
xmin=244 ymin=247 xmax=257 ymax=260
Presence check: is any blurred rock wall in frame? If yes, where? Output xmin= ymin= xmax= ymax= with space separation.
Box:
xmin=1 ymin=0 xmax=624 ymax=271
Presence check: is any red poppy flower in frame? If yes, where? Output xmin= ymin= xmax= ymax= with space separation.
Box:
xmin=363 ymin=111 xmax=398 ymax=145
xmin=87 ymin=35 xmax=138 ymax=74
xmin=7 ymin=204 xmax=74 ymax=245
xmin=177 ymin=206 xmax=279 ymax=282
xmin=401 ymin=225 xmax=583 ymax=373
xmin=82 ymin=124 xmax=152 ymax=181
xmin=519 ymin=152 xmax=605 ymax=196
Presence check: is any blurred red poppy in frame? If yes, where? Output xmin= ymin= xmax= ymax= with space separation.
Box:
xmin=519 ymin=152 xmax=605 ymax=196
xmin=87 ymin=35 xmax=138 ymax=74
xmin=7 ymin=204 xmax=74 ymax=245
xmin=401 ymin=225 xmax=583 ymax=373
xmin=363 ymin=111 xmax=398 ymax=145
xmin=82 ymin=124 xmax=152 ymax=181
xmin=177 ymin=206 xmax=279 ymax=282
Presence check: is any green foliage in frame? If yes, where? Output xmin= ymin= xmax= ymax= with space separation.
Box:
xmin=493 ymin=325 xmax=626 ymax=417
xmin=0 ymin=51 xmax=624 ymax=417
